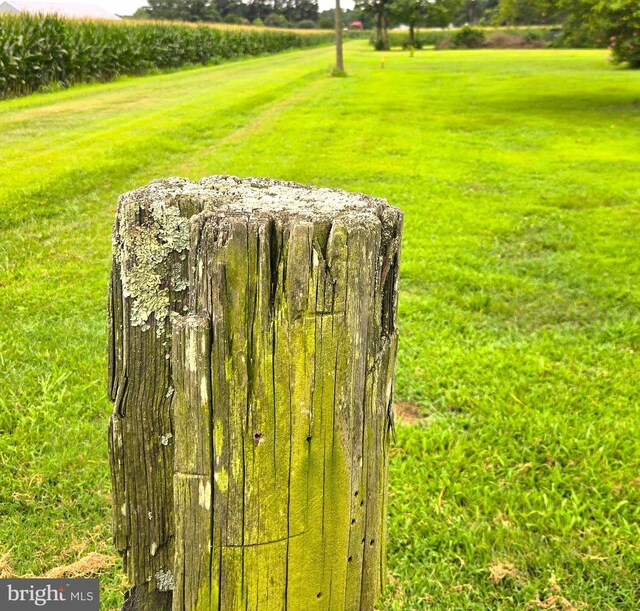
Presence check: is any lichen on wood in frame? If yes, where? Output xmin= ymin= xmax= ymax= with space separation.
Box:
xmin=108 ymin=176 xmax=403 ymax=610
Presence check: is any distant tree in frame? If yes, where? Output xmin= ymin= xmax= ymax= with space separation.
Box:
xmin=223 ymin=13 xmax=246 ymax=22
xmin=452 ymin=0 xmax=499 ymax=25
xmin=183 ymin=0 xmax=220 ymax=21
xmin=145 ymin=0 xmax=180 ymax=20
xmin=282 ymin=0 xmax=295 ymax=23
xmin=356 ymin=0 xmax=393 ymax=49
xmin=389 ymin=0 xmax=428 ymax=46
xmin=298 ymin=0 xmax=319 ymax=22
xmin=146 ymin=0 xmax=220 ymax=21
xmin=132 ymin=6 xmax=151 ymax=18
xmin=215 ymin=0 xmax=244 ymax=19
xmin=389 ymin=0 xmax=478 ymax=44
xmin=493 ymin=0 xmax=639 ymax=66
xmin=272 ymin=0 xmax=284 ymax=17
xmin=318 ymin=13 xmax=333 ymax=28
xmin=142 ymin=0 xmax=323 ymax=28
xmin=496 ymin=0 xmax=560 ymax=25
xmin=264 ymin=12 xmax=289 ymax=26
xmin=418 ymin=0 xmax=463 ymax=27
xmin=281 ymin=0 xmax=318 ymax=23
xmin=245 ymin=0 xmax=270 ymax=23
xmin=552 ymin=0 xmax=640 ymax=62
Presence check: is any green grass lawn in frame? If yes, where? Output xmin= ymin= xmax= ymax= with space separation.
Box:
xmin=1 ymin=41 xmax=639 ymax=609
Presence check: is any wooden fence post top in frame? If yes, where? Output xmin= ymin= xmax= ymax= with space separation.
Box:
xmin=117 ymin=175 xmax=394 ymax=220
xmin=112 ymin=175 xmax=402 ymax=335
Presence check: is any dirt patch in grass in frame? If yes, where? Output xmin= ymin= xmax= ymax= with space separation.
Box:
xmin=394 ymin=402 xmax=424 ymax=425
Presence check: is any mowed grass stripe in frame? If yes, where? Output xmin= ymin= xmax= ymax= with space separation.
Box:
xmin=0 ymin=48 xmax=329 ymax=143
xmin=0 ymin=49 xmax=333 ymax=228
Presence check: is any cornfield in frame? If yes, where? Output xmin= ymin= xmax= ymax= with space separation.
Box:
xmin=0 ymin=14 xmax=335 ymax=99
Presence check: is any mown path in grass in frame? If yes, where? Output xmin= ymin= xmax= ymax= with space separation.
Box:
xmin=1 ymin=42 xmax=639 ymax=608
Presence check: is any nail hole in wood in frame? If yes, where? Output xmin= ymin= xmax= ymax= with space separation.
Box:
xmin=253 ymin=431 xmax=264 ymax=446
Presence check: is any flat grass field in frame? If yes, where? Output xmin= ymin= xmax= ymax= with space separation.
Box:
xmin=1 ymin=40 xmax=639 ymax=609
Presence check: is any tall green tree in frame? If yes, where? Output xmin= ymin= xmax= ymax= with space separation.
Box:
xmin=183 ymin=0 xmax=220 ymax=21
xmin=495 ymin=0 xmax=640 ymax=66
xmin=282 ymin=0 xmax=319 ymax=23
xmin=245 ymin=0 xmax=271 ymax=22
xmin=558 ymin=0 xmax=639 ymax=39
xmin=453 ymin=0 xmax=499 ymax=24
xmin=426 ymin=0 xmax=464 ymax=27
xmin=552 ymin=0 xmax=640 ymax=64
xmin=299 ymin=0 xmax=320 ymax=21
xmin=146 ymin=0 xmax=220 ymax=21
xmin=496 ymin=0 xmax=560 ymax=25
xmin=145 ymin=0 xmax=180 ymax=20
xmin=215 ymin=0 xmax=244 ymax=19
xmin=389 ymin=0 xmax=428 ymax=46
xmin=356 ymin=0 xmax=393 ymax=49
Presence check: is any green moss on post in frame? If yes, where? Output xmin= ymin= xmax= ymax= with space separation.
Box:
xmin=108 ymin=176 xmax=403 ymax=610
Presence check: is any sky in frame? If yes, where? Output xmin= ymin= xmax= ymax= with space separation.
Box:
xmin=83 ymin=0 xmax=353 ymax=17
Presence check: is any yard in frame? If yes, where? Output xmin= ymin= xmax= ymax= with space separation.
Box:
xmin=0 ymin=40 xmax=639 ymax=609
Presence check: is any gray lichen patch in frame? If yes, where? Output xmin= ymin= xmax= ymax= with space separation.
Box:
xmin=113 ymin=181 xmax=191 ymax=335
xmin=154 ymin=569 xmax=174 ymax=591
xmin=160 ymin=432 xmax=173 ymax=446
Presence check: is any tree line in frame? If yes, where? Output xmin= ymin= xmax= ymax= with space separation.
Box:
xmin=359 ymin=0 xmax=638 ymax=53
xmin=133 ymin=0 xmax=321 ymax=29
xmin=131 ymin=0 xmax=561 ymax=29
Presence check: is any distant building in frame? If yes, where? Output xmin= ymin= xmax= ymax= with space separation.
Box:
xmin=0 ymin=1 xmax=121 ymax=20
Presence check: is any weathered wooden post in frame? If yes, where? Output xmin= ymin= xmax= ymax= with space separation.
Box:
xmin=108 ymin=176 xmax=403 ymax=610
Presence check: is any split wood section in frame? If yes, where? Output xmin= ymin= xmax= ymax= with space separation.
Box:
xmin=108 ymin=176 xmax=403 ymax=610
